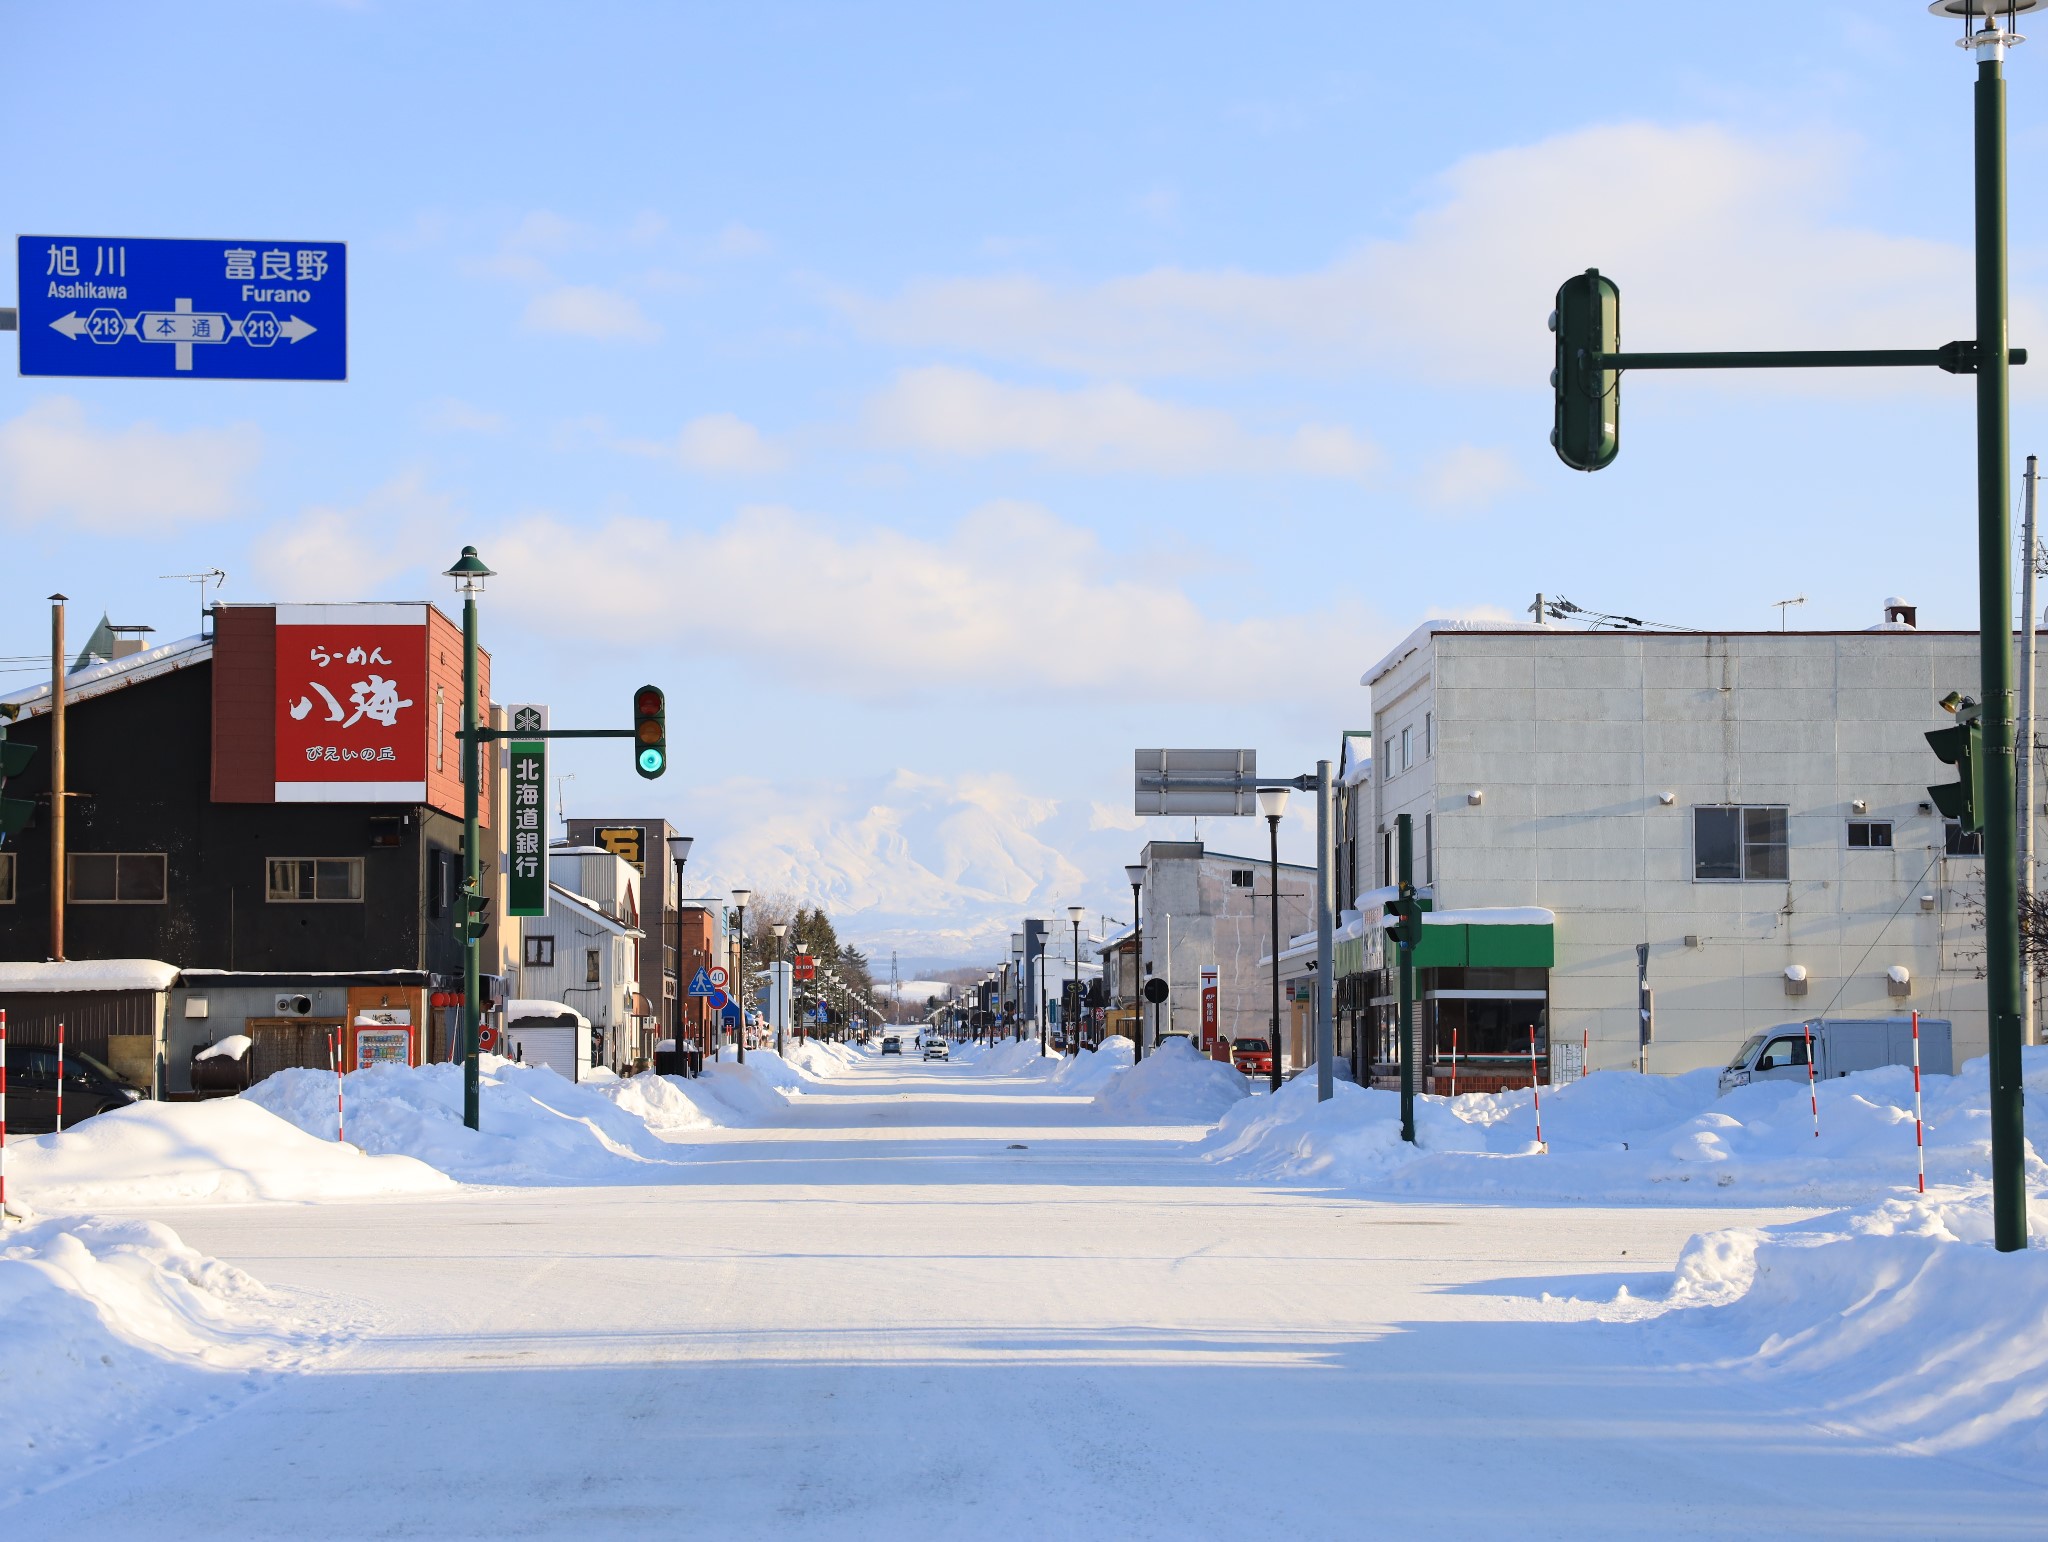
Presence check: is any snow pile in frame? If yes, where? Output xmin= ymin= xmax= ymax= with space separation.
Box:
xmin=194 ymin=1033 xmax=252 ymax=1063
xmin=244 ymin=1059 xmax=686 ymax=1185
xmin=1636 ymin=1192 xmax=2048 ymax=1470
xmin=1093 ymin=1039 xmax=1249 ymax=1123
xmin=6 ymin=1099 xmax=454 ymax=1210
xmin=1205 ymin=1048 xmax=2048 ymax=1207
xmin=786 ymin=1039 xmax=864 ymax=1078
xmin=594 ymin=1070 xmax=735 ymax=1135
xmin=972 ymin=1038 xmax=1061 ymax=1076
xmin=1046 ymin=1036 xmax=1134 ymax=1094
xmin=0 ymin=1215 xmax=334 ymax=1495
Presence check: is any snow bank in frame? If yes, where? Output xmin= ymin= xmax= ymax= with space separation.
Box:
xmin=972 ymin=1038 xmax=1061 ymax=1076
xmin=1634 ymin=1192 xmax=2048 ymax=1471
xmin=244 ymin=1060 xmax=686 ymax=1185
xmin=786 ymin=1039 xmax=863 ymax=1078
xmin=6 ymin=1099 xmax=454 ymax=1210
xmin=0 ymin=1215 xmax=334 ymax=1495
xmin=1047 ymin=1036 xmax=1134 ymax=1094
xmin=1205 ymin=1047 xmax=2048 ymax=1207
xmin=1093 ymin=1039 xmax=1249 ymax=1123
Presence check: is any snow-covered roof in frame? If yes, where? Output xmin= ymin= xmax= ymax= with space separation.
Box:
xmin=1095 ymin=923 xmax=1137 ymax=955
xmin=0 ymin=959 xmax=180 ymax=993
xmin=0 ymin=633 xmax=213 ymax=714
xmin=1362 ymin=619 xmax=1547 ymax=688
xmin=1374 ymin=906 xmax=1556 ymax=929
xmin=548 ymin=882 xmax=644 ymax=936
xmin=506 ymin=997 xmax=590 ymax=1026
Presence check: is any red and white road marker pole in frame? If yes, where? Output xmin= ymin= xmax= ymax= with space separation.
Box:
xmin=55 ymin=1021 xmax=64 ymax=1134
xmin=1803 ymin=1018 xmax=1820 ymax=1139
xmin=1530 ymin=1022 xmax=1546 ymax=1153
xmin=327 ymin=1030 xmax=345 ymax=1145
xmin=1912 ymin=1010 xmax=1926 ymax=1195
xmin=1450 ymin=1019 xmax=1459 ymax=1098
xmin=1582 ymin=1025 xmax=1589 ymax=1080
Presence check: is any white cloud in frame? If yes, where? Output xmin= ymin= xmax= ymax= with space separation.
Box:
xmin=1421 ymin=445 xmax=1524 ymax=511
xmin=836 ymin=122 xmax=2029 ymax=392
xmin=865 ymin=365 xmax=1379 ymax=479
xmin=419 ymin=397 xmax=506 ymax=435
xmin=247 ymin=472 xmax=462 ymax=598
xmin=480 ymin=498 xmax=1385 ymax=703
xmin=0 ymin=396 xmax=259 ymax=532
xmin=675 ymin=413 xmax=784 ymax=474
xmin=522 ymin=285 xmax=661 ymax=342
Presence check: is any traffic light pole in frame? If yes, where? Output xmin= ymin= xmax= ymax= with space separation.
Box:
xmin=1974 ymin=41 xmax=2027 ymax=1254
xmin=461 ymin=586 xmax=481 ymax=1132
xmin=1396 ymin=813 xmax=1416 ymax=1145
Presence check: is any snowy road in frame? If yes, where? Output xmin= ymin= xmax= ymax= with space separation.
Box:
xmin=16 ymin=1054 xmax=2042 ymax=1539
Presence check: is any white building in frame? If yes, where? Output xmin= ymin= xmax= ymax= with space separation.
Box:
xmin=1359 ymin=607 xmax=1992 ymax=1083
xmin=515 ymin=845 xmax=648 ymax=1069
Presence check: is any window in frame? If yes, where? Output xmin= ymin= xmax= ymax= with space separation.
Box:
xmin=1229 ymin=868 xmax=1254 ymax=888
xmin=435 ymin=687 xmax=447 ymax=773
xmin=0 ymin=851 xmax=13 ymax=904
xmin=1757 ymin=1035 xmax=1809 ymax=1071
xmin=1424 ymin=712 xmax=1433 ymax=758
xmin=429 ymin=849 xmax=454 ymax=917
xmin=67 ymin=852 xmax=166 ymax=903
xmin=525 ymin=935 xmax=555 ymax=968
xmin=1946 ymin=820 xmax=1983 ymax=857
xmin=1847 ymin=821 xmax=1893 ymax=849
xmin=1400 ymin=727 xmax=1412 ymax=770
xmin=1693 ymin=806 xmax=1788 ymax=881
xmin=585 ymin=948 xmax=602 ymax=984
xmin=1424 ymin=813 xmax=1434 ymax=885
xmin=266 ymin=857 xmax=364 ymax=902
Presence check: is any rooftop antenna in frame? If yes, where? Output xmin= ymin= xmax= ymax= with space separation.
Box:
xmin=1772 ymin=595 xmax=1806 ymax=631
xmin=554 ymin=771 xmax=576 ymax=832
xmin=160 ymin=569 xmax=227 ymax=637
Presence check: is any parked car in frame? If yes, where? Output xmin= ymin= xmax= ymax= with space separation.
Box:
xmin=1719 ymin=1017 xmax=1953 ymax=1094
xmin=924 ymin=1037 xmax=950 ymax=1061
xmin=1 ymin=1042 xmax=144 ymax=1135
xmin=1231 ymin=1037 xmax=1274 ymax=1076
xmin=881 ymin=1035 xmax=903 ymax=1056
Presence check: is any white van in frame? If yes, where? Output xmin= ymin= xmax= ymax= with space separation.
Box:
xmin=1719 ymin=1016 xmax=1952 ymax=1095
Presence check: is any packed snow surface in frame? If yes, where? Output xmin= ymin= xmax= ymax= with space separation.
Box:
xmin=0 ymin=1215 xmax=337 ymax=1496
xmin=5 ymin=1098 xmax=453 ymax=1209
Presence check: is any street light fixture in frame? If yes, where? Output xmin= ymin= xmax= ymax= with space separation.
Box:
xmin=443 ymin=544 xmax=495 ymax=1132
xmin=771 ymin=921 xmax=788 ymax=1056
xmin=1125 ymin=863 xmax=1147 ymax=1062
xmin=1067 ymin=904 xmax=1086 ymax=1055
xmin=730 ymin=887 xmax=751 ymax=1064
xmin=1010 ymin=932 xmax=1025 ymax=1043
xmin=1257 ymin=785 xmax=1290 ymax=1094
xmin=666 ymin=835 xmax=694 ymax=1076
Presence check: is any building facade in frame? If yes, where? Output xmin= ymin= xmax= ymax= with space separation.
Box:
xmin=1361 ymin=615 xmax=1994 ymax=1083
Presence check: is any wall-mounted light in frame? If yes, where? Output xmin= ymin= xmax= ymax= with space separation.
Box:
xmin=1466 ymin=789 xmax=1483 ymax=806
xmin=1921 ymin=893 xmax=1937 ymax=911
xmin=1851 ymin=799 xmax=1868 ymax=815
xmin=1658 ymin=792 xmax=1676 ymax=806
xmin=1887 ymin=964 xmax=1912 ymax=999
xmin=1783 ymin=963 xmax=1808 ymax=998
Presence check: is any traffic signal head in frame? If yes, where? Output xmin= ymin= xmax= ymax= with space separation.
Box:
xmin=462 ymin=886 xmax=492 ymax=941
xmin=633 ymin=684 xmax=666 ymax=779
xmin=1926 ymin=716 xmax=1983 ymax=834
xmin=1551 ymin=268 xmax=1620 ymax=472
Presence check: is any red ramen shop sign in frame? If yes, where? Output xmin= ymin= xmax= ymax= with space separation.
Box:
xmin=274 ymin=605 xmax=429 ymax=800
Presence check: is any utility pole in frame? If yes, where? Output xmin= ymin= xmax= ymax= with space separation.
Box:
xmin=1315 ymin=759 xmax=1335 ymax=1103
xmin=2022 ymin=452 xmax=2040 ymax=1047
xmin=48 ymin=595 xmax=65 ymax=962
xmin=1396 ymin=813 xmax=1417 ymax=1144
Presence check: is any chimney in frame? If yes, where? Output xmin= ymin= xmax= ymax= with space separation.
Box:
xmin=1883 ymin=596 xmax=1916 ymax=628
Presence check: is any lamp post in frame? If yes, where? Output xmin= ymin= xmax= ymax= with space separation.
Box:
xmin=666 ymin=835 xmax=694 ymax=1075
xmin=1067 ymin=905 xmax=1085 ymax=1054
xmin=444 ymin=544 xmax=494 ymax=1132
xmin=1257 ymin=786 xmax=1289 ymax=1094
xmin=730 ymin=887 xmax=751 ymax=1063
xmin=1125 ymin=863 xmax=1147 ymax=1062
xmin=1010 ymin=932 xmax=1024 ymax=1042
xmin=771 ymin=921 xmax=788 ymax=1056
xmin=1931 ymin=0 xmax=2034 ymax=1253
xmin=1037 ymin=929 xmax=1051 ymax=1057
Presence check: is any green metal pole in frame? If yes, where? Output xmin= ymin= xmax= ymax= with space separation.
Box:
xmin=1975 ymin=46 xmax=2028 ymax=1253
xmin=461 ymin=588 xmax=481 ymax=1132
xmin=1267 ymin=813 xmax=1284 ymax=1093
xmin=1397 ymin=813 xmax=1415 ymax=1145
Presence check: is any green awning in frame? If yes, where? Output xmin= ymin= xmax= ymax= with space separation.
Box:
xmin=1413 ymin=919 xmax=1554 ymax=970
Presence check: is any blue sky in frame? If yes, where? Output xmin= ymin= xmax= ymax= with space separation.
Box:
xmin=3 ymin=2 xmax=2045 ymax=964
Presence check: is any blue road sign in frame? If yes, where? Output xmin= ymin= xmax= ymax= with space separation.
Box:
xmin=720 ymin=1003 xmax=743 ymax=1028
xmin=687 ymin=968 xmax=715 ymax=998
xmin=812 ymin=1006 xmax=829 ymax=1024
xmin=707 ymin=988 xmax=730 ymax=1011
xmin=18 ymin=235 xmax=346 ymax=381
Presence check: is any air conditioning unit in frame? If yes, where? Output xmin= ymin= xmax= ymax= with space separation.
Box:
xmin=275 ymin=993 xmax=314 ymax=1017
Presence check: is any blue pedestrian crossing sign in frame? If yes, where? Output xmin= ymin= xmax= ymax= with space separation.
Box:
xmin=18 ymin=235 xmax=347 ymax=381
xmin=687 ymin=968 xmax=716 ymax=998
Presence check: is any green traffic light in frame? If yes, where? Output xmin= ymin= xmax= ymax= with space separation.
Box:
xmin=639 ymin=746 xmax=665 ymax=776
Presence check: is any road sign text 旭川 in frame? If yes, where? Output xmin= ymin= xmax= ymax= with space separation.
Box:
xmin=18 ymin=235 xmax=347 ymax=381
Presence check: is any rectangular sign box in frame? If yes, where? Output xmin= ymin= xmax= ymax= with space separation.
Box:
xmin=1134 ymin=748 xmax=1258 ymax=816
xmin=18 ymin=234 xmax=347 ymax=380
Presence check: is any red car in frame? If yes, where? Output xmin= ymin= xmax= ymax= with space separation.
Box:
xmin=1231 ymin=1037 xmax=1274 ymax=1076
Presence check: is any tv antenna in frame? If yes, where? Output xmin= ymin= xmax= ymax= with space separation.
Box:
xmin=1772 ymin=595 xmax=1806 ymax=631
xmin=554 ymin=771 xmax=576 ymax=831
xmin=160 ymin=568 xmax=226 ymax=635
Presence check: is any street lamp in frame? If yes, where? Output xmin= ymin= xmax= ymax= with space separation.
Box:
xmin=1257 ymin=786 xmax=1290 ymax=1094
xmin=730 ymin=887 xmax=751 ymax=1064
xmin=1125 ymin=863 xmax=1147 ymax=1063
xmin=1067 ymin=905 xmax=1085 ymax=1055
xmin=1010 ymin=932 xmax=1024 ymax=1042
xmin=444 ymin=544 xmax=495 ymax=1132
xmin=771 ymin=922 xmax=788 ymax=1056
xmin=1037 ymin=926 xmax=1051 ymax=1057
xmin=666 ymin=835 xmax=694 ymax=1076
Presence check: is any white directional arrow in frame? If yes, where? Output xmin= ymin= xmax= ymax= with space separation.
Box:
xmin=47 ymin=312 xmax=89 ymax=340
xmin=278 ymin=316 xmax=317 ymax=343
